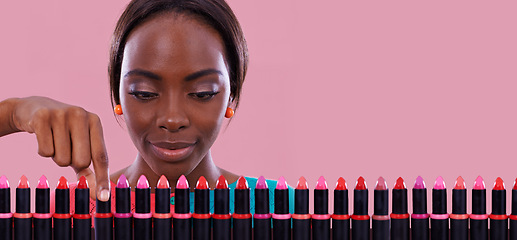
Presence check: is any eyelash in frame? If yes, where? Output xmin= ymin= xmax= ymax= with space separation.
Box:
xmin=128 ymin=91 xmax=220 ymax=101
xmin=189 ymin=91 xmax=220 ymax=101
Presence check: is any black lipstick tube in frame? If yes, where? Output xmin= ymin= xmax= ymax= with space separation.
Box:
xmin=34 ymin=186 xmax=51 ymax=240
xmin=154 ymin=186 xmax=172 ymax=240
xmin=391 ymin=188 xmax=409 ymax=240
xmin=54 ymin=186 xmax=71 ymax=240
xmin=332 ymin=187 xmax=350 ymax=240
xmin=173 ymin=187 xmax=192 ymax=240
xmin=254 ymin=187 xmax=271 ymax=240
xmin=0 ymin=185 xmax=12 ymax=240
xmin=313 ymin=188 xmax=330 ymax=240
xmin=14 ymin=186 xmax=31 ymax=240
xmin=510 ymin=187 xmax=517 ymax=240
xmin=213 ymin=187 xmax=231 ymax=240
xmin=134 ymin=186 xmax=152 ymax=239
xmin=293 ymin=187 xmax=310 ymax=240
xmin=411 ymin=187 xmax=429 ymax=240
xmin=73 ymin=187 xmax=91 ymax=240
xmin=351 ymin=188 xmax=369 ymax=240
xmin=114 ymin=186 xmax=131 ymax=240
xmin=450 ymin=188 xmax=468 ymax=240
xmin=470 ymin=188 xmax=488 ymax=240
xmin=490 ymin=188 xmax=508 ymax=240
xmin=193 ymin=186 xmax=211 ymax=240
xmin=372 ymin=187 xmax=388 ymax=240
xmin=430 ymin=188 xmax=448 ymax=240
xmin=94 ymin=198 xmax=113 ymax=240
xmin=233 ymin=186 xmax=252 ymax=240
xmin=273 ymin=188 xmax=291 ymax=240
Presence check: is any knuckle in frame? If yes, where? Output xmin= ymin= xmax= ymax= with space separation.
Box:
xmin=53 ymin=156 xmax=71 ymax=167
xmin=38 ymin=148 xmax=54 ymax=158
xmin=73 ymin=159 xmax=90 ymax=170
xmin=68 ymin=107 xmax=87 ymax=119
xmin=33 ymin=108 xmax=50 ymax=121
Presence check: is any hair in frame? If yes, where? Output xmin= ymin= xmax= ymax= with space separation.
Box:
xmin=108 ymin=0 xmax=248 ymax=112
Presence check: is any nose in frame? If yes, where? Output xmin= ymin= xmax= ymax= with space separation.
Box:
xmin=157 ymin=97 xmax=190 ymax=132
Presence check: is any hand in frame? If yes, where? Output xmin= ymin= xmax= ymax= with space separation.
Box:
xmin=11 ymin=96 xmax=110 ymax=201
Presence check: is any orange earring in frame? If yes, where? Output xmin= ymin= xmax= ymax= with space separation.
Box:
xmin=225 ymin=107 xmax=234 ymax=118
xmin=114 ymin=104 xmax=123 ymax=115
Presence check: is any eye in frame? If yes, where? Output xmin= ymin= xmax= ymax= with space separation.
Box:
xmin=128 ymin=91 xmax=158 ymax=101
xmin=189 ymin=91 xmax=220 ymax=101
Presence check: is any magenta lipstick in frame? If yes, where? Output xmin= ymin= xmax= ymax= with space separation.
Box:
xmin=34 ymin=175 xmax=52 ymax=240
xmin=134 ymin=175 xmax=152 ymax=239
xmin=154 ymin=175 xmax=172 ymax=240
xmin=430 ymin=176 xmax=448 ymax=240
xmin=391 ymin=177 xmax=409 ymax=240
xmin=470 ymin=176 xmax=488 ymax=240
xmin=253 ymin=176 xmax=271 ymax=240
xmin=54 ymin=177 xmax=71 ymax=240
xmin=293 ymin=176 xmax=310 ymax=240
xmin=332 ymin=177 xmax=350 ymax=240
xmin=313 ymin=176 xmax=331 ymax=240
xmin=14 ymin=175 xmax=32 ymax=240
xmin=213 ymin=175 xmax=231 ymax=240
xmin=411 ymin=176 xmax=429 ymax=240
xmin=114 ymin=174 xmax=131 ymax=240
xmin=233 ymin=176 xmax=252 ymax=240
xmin=0 ymin=176 xmax=12 ymax=240
xmin=351 ymin=176 xmax=370 ymax=240
xmin=173 ymin=175 xmax=191 ymax=240
xmin=489 ymin=177 xmax=508 ymax=240
xmin=73 ymin=176 xmax=91 ymax=240
xmin=193 ymin=176 xmax=210 ymax=240
xmin=372 ymin=177 xmax=388 ymax=240
xmin=273 ymin=176 xmax=291 ymax=240
xmin=450 ymin=176 xmax=467 ymax=240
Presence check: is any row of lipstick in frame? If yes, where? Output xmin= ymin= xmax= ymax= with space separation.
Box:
xmin=0 ymin=174 xmax=516 ymax=240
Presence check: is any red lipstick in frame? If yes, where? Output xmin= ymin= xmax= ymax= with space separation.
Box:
xmin=193 ymin=176 xmax=210 ymax=240
xmin=233 ymin=176 xmax=252 ymax=240
xmin=73 ymin=176 xmax=91 ymax=240
xmin=391 ymin=177 xmax=409 ymax=240
xmin=213 ymin=175 xmax=231 ymax=240
xmin=352 ymin=176 xmax=370 ymax=240
xmin=490 ymin=177 xmax=508 ymax=240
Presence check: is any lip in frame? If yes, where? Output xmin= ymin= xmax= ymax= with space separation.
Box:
xmin=149 ymin=141 xmax=196 ymax=161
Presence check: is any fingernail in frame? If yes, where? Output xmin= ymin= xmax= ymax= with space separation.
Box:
xmin=98 ymin=189 xmax=110 ymax=201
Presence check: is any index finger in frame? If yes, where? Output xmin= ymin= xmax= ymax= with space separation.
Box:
xmin=88 ymin=113 xmax=110 ymax=201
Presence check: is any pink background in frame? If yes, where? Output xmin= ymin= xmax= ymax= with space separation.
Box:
xmin=1 ymin=1 xmax=516 ymax=214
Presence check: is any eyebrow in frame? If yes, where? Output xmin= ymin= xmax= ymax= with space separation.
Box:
xmin=124 ymin=68 xmax=223 ymax=82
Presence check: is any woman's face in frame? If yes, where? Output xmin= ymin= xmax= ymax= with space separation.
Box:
xmin=119 ymin=14 xmax=231 ymax=176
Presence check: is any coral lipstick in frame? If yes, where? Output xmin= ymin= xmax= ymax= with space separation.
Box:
xmin=253 ymin=176 xmax=271 ymax=240
xmin=273 ymin=176 xmax=291 ymax=240
xmin=332 ymin=177 xmax=350 ymax=240
xmin=213 ymin=175 xmax=231 ymax=240
xmin=0 ymin=176 xmax=11 ymax=240
xmin=450 ymin=176 xmax=468 ymax=240
xmin=34 ymin=175 xmax=52 ymax=240
xmin=490 ymin=177 xmax=508 ymax=240
xmin=154 ymin=175 xmax=172 ymax=240
xmin=430 ymin=176 xmax=448 ymax=240
xmin=470 ymin=176 xmax=488 ymax=240
xmin=313 ymin=176 xmax=331 ymax=240
xmin=233 ymin=176 xmax=252 ymax=240
xmin=134 ymin=175 xmax=152 ymax=239
xmin=391 ymin=177 xmax=409 ymax=240
xmin=372 ymin=177 xmax=389 ymax=240
xmin=73 ymin=176 xmax=91 ymax=240
xmin=293 ymin=176 xmax=310 ymax=240
xmin=411 ymin=176 xmax=429 ymax=240
xmin=114 ymin=174 xmax=131 ymax=240
xmin=193 ymin=176 xmax=210 ymax=240
xmin=14 ymin=175 xmax=32 ymax=240
xmin=510 ymin=178 xmax=517 ymax=240
xmin=352 ymin=176 xmax=370 ymax=240
xmin=173 ymin=175 xmax=191 ymax=240
xmin=54 ymin=177 xmax=71 ymax=240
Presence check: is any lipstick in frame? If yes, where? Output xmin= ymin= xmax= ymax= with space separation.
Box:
xmin=73 ymin=176 xmax=91 ymax=240
xmin=470 ymin=176 xmax=488 ymax=240
xmin=351 ymin=176 xmax=370 ymax=240
xmin=510 ymin=178 xmax=517 ymax=240
xmin=450 ymin=176 xmax=468 ymax=240
xmin=14 ymin=175 xmax=32 ymax=240
xmin=154 ymin=175 xmax=172 ymax=240
xmin=391 ymin=177 xmax=409 ymax=240
xmin=489 ymin=177 xmax=508 ymax=240
xmin=411 ymin=176 xmax=429 ymax=240
xmin=173 ymin=175 xmax=191 ymax=240
xmin=313 ymin=176 xmax=331 ymax=240
xmin=34 ymin=175 xmax=52 ymax=240
xmin=213 ymin=175 xmax=231 ymax=240
xmin=430 ymin=176 xmax=448 ymax=240
xmin=273 ymin=176 xmax=291 ymax=240
xmin=372 ymin=177 xmax=388 ymax=240
xmin=293 ymin=176 xmax=310 ymax=240
xmin=114 ymin=174 xmax=131 ymax=240
xmin=193 ymin=176 xmax=211 ymax=240
xmin=332 ymin=177 xmax=350 ymax=240
xmin=253 ymin=176 xmax=271 ymax=240
xmin=0 ymin=176 xmax=11 ymax=240
xmin=233 ymin=176 xmax=252 ymax=240
xmin=54 ymin=177 xmax=71 ymax=240
xmin=134 ymin=175 xmax=152 ymax=239
xmin=94 ymin=194 xmax=113 ymax=239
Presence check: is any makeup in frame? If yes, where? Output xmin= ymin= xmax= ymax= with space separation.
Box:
xmin=213 ymin=175 xmax=231 ymax=240
xmin=372 ymin=177 xmax=388 ymax=240
xmin=133 ymin=175 xmax=152 ymax=239
xmin=53 ymin=177 xmax=71 ymax=240
xmin=173 ymin=175 xmax=191 ymax=240
xmin=154 ymin=175 xmax=172 ymax=240
xmin=411 ymin=176 xmax=429 ymax=240
xmin=351 ymin=176 xmax=370 ymax=240
xmin=233 ymin=176 xmax=252 ymax=240
xmin=313 ymin=176 xmax=331 ymax=240
xmin=73 ymin=176 xmax=91 ymax=240
xmin=253 ymin=176 xmax=271 ymax=240
xmin=193 ymin=176 xmax=211 ymax=240
xmin=34 ymin=175 xmax=52 ymax=240
xmin=332 ymin=177 xmax=350 ymax=240
xmin=430 ymin=176 xmax=448 ymax=240
xmin=293 ymin=176 xmax=310 ymax=240
xmin=510 ymin=178 xmax=517 ymax=240
xmin=95 ymin=194 xmax=113 ymax=239
xmin=14 ymin=175 xmax=32 ymax=240
xmin=114 ymin=174 xmax=131 ymax=240
xmin=0 ymin=176 xmax=11 ymax=240
xmin=273 ymin=176 xmax=291 ymax=240
xmin=489 ymin=177 xmax=508 ymax=240
xmin=391 ymin=177 xmax=409 ymax=240
xmin=450 ymin=176 xmax=467 ymax=240
xmin=470 ymin=176 xmax=488 ymax=240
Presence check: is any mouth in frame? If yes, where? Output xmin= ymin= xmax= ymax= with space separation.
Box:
xmin=149 ymin=141 xmax=196 ymax=161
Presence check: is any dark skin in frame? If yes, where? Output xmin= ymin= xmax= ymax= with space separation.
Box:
xmin=0 ymin=13 xmax=239 ymax=198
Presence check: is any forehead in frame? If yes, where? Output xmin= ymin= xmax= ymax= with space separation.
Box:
xmin=122 ymin=13 xmax=228 ymax=75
